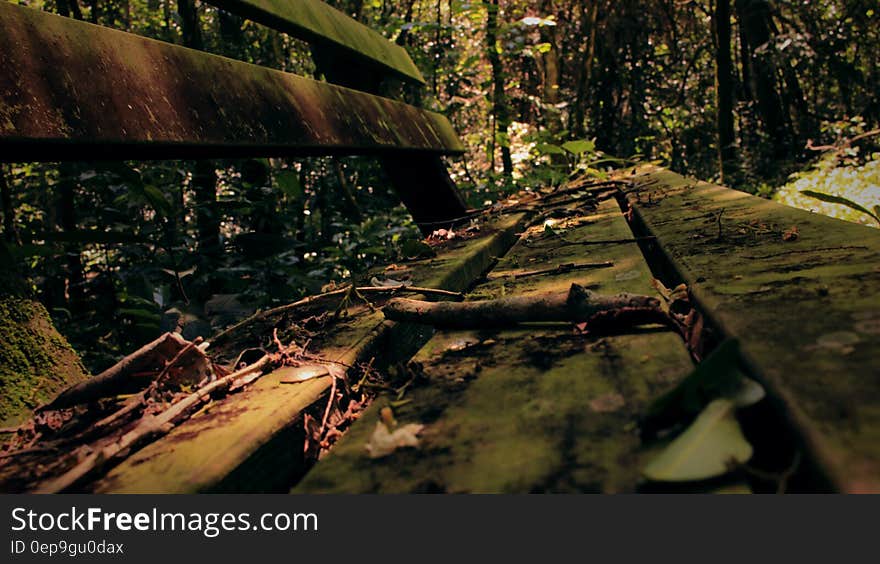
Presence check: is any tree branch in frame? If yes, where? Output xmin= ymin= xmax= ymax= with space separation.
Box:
xmin=382 ymin=283 xmax=660 ymax=328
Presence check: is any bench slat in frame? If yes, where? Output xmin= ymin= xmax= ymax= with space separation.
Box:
xmin=0 ymin=3 xmax=459 ymax=162
xmin=92 ymin=213 xmax=526 ymax=493
xmin=295 ymin=198 xmax=696 ymax=493
xmin=621 ymin=165 xmax=880 ymax=492
xmin=206 ymin=0 xmax=425 ymax=85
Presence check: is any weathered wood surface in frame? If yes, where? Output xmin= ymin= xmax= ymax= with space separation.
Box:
xmin=620 ymin=165 xmax=880 ymax=492
xmin=295 ymin=198 xmax=696 ymax=493
xmin=0 ymin=3 xmax=461 ymax=162
xmin=207 ymin=0 xmax=425 ymax=85
xmin=92 ymin=214 xmax=525 ymax=493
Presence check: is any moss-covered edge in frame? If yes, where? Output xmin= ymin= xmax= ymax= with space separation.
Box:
xmin=0 ymin=297 xmax=88 ymax=427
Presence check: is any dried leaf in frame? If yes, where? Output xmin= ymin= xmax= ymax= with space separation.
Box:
xmin=642 ymin=399 xmax=753 ymax=482
xmin=365 ymin=421 xmax=424 ymax=459
xmin=651 ymin=278 xmax=673 ymax=301
xmin=278 ymin=364 xmax=340 ymax=384
xmin=782 ymin=226 xmax=799 ymax=241
xmin=369 ymin=276 xmax=413 ymax=288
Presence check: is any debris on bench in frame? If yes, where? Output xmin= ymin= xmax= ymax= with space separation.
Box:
xmin=295 ymin=197 xmax=698 ymax=493
xmin=38 ymin=332 xmax=206 ymax=411
xmin=382 ymin=283 xmax=662 ymax=328
xmin=80 ymin=213 xmax=526 ymax=493
xmin=620 ymin=165 xmax=880 ymax=492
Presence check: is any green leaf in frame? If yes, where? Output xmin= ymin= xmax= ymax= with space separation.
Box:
xmin=642 ymin=398 xmax=753 ymax=482
xmin=535 ymin=143 xmax=566 ymax=155
xmin=142 ymin=185 xmax=171 ymax=217
xmin=275 ymin=170 xmax=304 ymax=200
xmin=801 ymin=190 xmax=880 ymax=223
xmin=118 ymin=308 xmax=161 ymax=323
xmin=641 ymin=339 xmax=743 ymax=436
xmin=561 ymin=139 xmax=595 ymax=156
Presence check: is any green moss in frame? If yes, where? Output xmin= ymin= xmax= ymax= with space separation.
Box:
xmin=623 ymin=165 xmax=880 ymax=492
xmin=0 ymin=297 xmax=87 ymax=427
xmin=295 ymin=200 xmax=695 ymax=493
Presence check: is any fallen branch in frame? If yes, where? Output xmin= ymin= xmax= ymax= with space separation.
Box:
xmin=39 ymin=333 xmax=194 ymax=411
xmin=487 ymin=261 xmax=614 ymax=281
xmin=210 ymin=285 xmax=463 ymax=346
xmin=33 ymin=355 xmax=274 ymax=493
xmin=383 ymin=283 xmax=660 ymax=328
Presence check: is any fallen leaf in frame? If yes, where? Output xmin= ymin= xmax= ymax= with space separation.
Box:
xmin=278 ymin=364 xmax=339 ymax=384
xmin=365 ymin=421 xmax=424 ymax=458
xmin=642 ymin=398 xmax=753 ymax=482
xmin=815 ymin=331 xmax=860 ymax=354
xmin=782 ymin=226 xmax=799 ymax=241
xmin=642 ymin=339 xmax=743 ymax=436
xmin=369 ymin=276 xmax=412 ymax=288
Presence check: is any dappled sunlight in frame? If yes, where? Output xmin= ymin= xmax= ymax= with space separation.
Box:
xmin=774 ymin=154 xmax=880 ymax=228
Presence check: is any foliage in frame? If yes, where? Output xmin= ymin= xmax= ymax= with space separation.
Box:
xmin=2 ymin=0 xmax=878 ymax=371
xmin=774 ymin=152 xmax=880 ymax=227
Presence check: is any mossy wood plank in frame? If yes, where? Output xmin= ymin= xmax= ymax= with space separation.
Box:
xmin=295 ymin=199 xmax=695 ymax=493
xmin=0 ymin=3 xmax=460 ymax=162
xmin=207 ymin=0 xmax=425 ymax=84
xmin=621 ymin=165 xmax=880 ymax=492
xmin=92 ymin=214 xmax=525 ymax=493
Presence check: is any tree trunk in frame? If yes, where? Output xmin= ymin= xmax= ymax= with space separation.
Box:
xmin=538 ymin=0 xmax=563 ymax=135
xmin=571 ymin=1 xmax=600 ymax=138
xmin=713 ymin=0 xmax=737 ymax=183
xmin=735 ymin=0 xmax=792 ymax=157
xmin=486 ymin=0 xmax=513 ymax=178
xmin=178 ymin=0 xmax=220 ymax=261
xmin=177 ymin=0 xmax=203 ymax=49
xmin=192 ymin=161 xmax=221 ymax=259
xmin=1 ymin=167 xmax=16 ymax=244
xmin=57 ymin=164 xmax=85 ymax=306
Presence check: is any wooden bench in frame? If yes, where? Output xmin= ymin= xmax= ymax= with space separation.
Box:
xmin=2 ymin=1 xmax=879 ymax=494
xmin=0 ymin=0 xmax=466 ymax=427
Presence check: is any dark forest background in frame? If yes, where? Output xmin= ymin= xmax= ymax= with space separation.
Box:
xmin=2 ymin=0 xmax=878 ymax=373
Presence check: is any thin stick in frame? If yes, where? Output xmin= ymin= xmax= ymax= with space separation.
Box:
xmin=0 ymin=446 xmax=57 ymax=460
xmin=357 ymin=285 xmax=464 ymax=299
xmin=320 ymin=375 xmax=338 ymax=433
xmin=525 ymin=237 xmax=656 ymax=249
xmin=33 ymin=355 xmax=273 ymax=494
xmin=487 ymin=261 xmax=614 ymax=281
xmin=211 ymin=285 xmax=464 ymax=344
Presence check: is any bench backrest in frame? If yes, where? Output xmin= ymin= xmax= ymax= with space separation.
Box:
xmin=0 ymin=0 xmax=467 ymax=229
